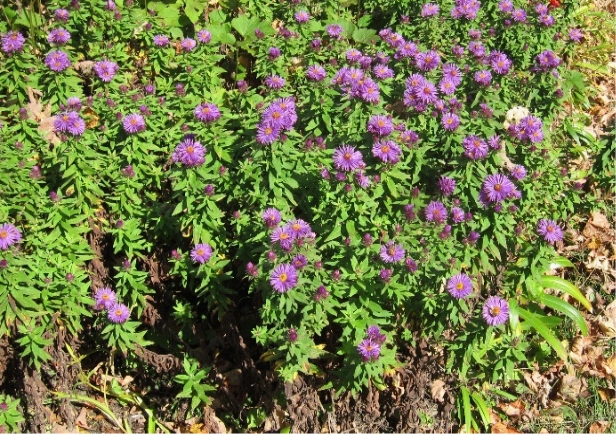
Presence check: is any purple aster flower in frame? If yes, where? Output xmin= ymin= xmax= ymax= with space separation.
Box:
xmin=414 ymin=80 xmax=438 ymax=105
xmin=357 ymin=338 xmax=381 ymax=362
xmin=333 ymin=145 xmax=364 ymax=172
xmin=468 ymin=41 xmax=486 ymax=58
xmin=468 ymin=29 xmax=482 ymax=39
xmin=190 ymin=243 xmax=213 ymax=264
xmin=451 ymin=207 xmax=465 ymax=223
xmin=93 ymin=60 xmax=119 ymax=82
xmin=268 ymin=46 xmax=281 ymax=60
xmin=425 ymin=201 xmax=447 ymax=224
xmin=498 ymin=0 xmax=513 ymax=12
xmin=270 ymin=263 xmax=298 ymax=293
xmin=358 ymin=79 xmax=380 ymax=103
xmin=306 ymin=65 xmax=327 ymax=81
xmin=108 ymin=303 xmax=130 ymax=324
xmin=490 ymin=52 xmax=512 ymax=75
xmin=66 ymin=97 xmax=81 ymax=110
xmin=326 ymin=24 xmax=343 ymax=38
xmin=367 ymin=115 xmax=394 ymax=137
xmin=196 ymin=30 xmax=211 ymax=44
xmin=463 ymin=135 xmax=489 ymax=160
xmin=438 ymin=78 xmax=457 ymax=95
xmin=346 ymin=49 xmax=362 ymax=62
xmin=94 ymin=287 xmax=117 ymax=310
xmin=1 ymin=31 xmax=26 ymax=54
xmin=482 ymin=296 xmax=509 ymax=326
xmin=0 ymin=223 xmax=22 ymax=250
xmin=45 ymin=50 xmax=71 ymax=72
xmin=380 ymin=241 xmax=405 ymax=263
xmin=441 ymin=112 xmax=460 ymax=131
xmin=537 ymin=219 xmax=563 ymax=244
xmin=314 ymin=285 xmax=330 ymax=301
xmin=569 ymin=28 xmax=583 ymax=42
xmin=270 ymin=225 xmax=293 ymax=250
xmin=359 ymin=54 xmax=373 ymax=69
xmin=421 ymin=3 xmax=440 ymax=17
xmin=172 ymin=134 xmax=206 ymax=167
xmin=262 ymin=208 xmax=281 ymax=228
xmin=380 ymin=268 xmax=392 ymax=282
xmin=511 ymin=8 xmax=526 ymax=22
xmin=474 ymin=70 xmax=492 ymax=86
xmin=487 ymin=135 xmax=501 ymax=149
xmin=256 ymin=123 xmax=280 ymax=145
xmin=180 ymin=38 xmax=196 ymax=51
xmin=355 ymin=171 xmax=371 ymax=188
xmin=452 ymin=45 xmax=465 ymax=57
xmin=447 ymin=273 xmax=473 ymax=299
xmin=292 ymin=254 xmax=308 ymax=270
xmin=295 ymin=10 xmax=310 ymax=23
xmin=54 ymin=111 xmax=85 ymax=136
xmin=372 ymin=140 xmax=401 ymax=163
xmin=438 ymin=176 xmax=456 ymax=196
xmin=535 ymin=4 xmax=549 ymax=15
xmin=399 ymin=129 xmax=419 ymax=145
xmin=55 ymin=8 xmax=70 ymax=21
xmin=510 ymin=165 xmax=527 ymax=181
xmin=47 ymin=28 xmax=71 ymax=45
xmin=539 ymin=14 xmax=555 ymax=26
xmin=535 ymin=50 xmax=561 ymax=71
xmin=373 ymin=64 xmax=394 ymax=80
xmin=416 ymin=50 xmax=441 ymax=71
xmin=396 ymin=41 xmax=418 ymax=58
xmin=288 ymin=219 xmax=311 ymax=238
xmin=482 ymin=173 xmax=516 ymax=203
xmin=405 ymin=257 xmax=418 ymax=273
xmin=153 ymin=34 xmax=169 ymax=47
xmin=122 ymin=113 xmax=146 ymax=134
xmin=194 ymin=103 xmax=221 ymax=123
xmin=265 ymin=75 xmax=285 ymax=89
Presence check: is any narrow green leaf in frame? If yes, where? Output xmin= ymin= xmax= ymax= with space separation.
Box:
xmin=470 ymin=392 xmax=490 ymax=430
xmin=539 ymin=294 xmax=588 ymax=335
xmin=539 ymin=275 xmax=592 ymax=312
xmin=518 ymin=308 xmax=567 ymax=362
xmin=461 ymin=386 xmax=472 ymax=434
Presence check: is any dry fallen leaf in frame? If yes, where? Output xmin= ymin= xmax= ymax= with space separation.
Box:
xmin=491 ymin=421 xmax=521 ymax=433
xmin=589 ymin=420 xmax=611 ymax=433
xmin=538 ymin=428 xmax=550 ymax=434
xmin=557 ymin=374 xmax=585 ymax=402
xmin=430 ymin=379 xmax=447 ymax=403
xmin=598 ymin=354 xmax=616 ymax=378
xmin=75 ymin=407 xmax=91 ymax=430
xmin=597 ymin=300 xmax=616 ymax=338
xmin=597 ymin=386 xmax=616 ymax=402
xmin=497 ymin=399 xmax=525 ymax=417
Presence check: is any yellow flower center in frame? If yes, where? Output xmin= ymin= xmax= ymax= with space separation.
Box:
xmin=0 ymin=231 xmax=7 ymax=239
xmin=382 ymin=145 xmax=390 ymax=153
xmin=494 ymin=184 xmax=502 ymax=191
xmin=489 ymin=306 xmax=501 ymax=316
xmin=456 ymin=282 xmax=464 ymax=290
xmin=279 ymin=273 xmax=288 ymax=282
xmin=186 ymin=146 xmax=194 ymax=154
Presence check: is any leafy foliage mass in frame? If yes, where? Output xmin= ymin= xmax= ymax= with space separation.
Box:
xmin=0 ymin=0 xmax=603 ymax=430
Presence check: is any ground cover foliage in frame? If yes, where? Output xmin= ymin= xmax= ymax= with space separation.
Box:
xmin=0 ymin=0 xmax=614 ymax=432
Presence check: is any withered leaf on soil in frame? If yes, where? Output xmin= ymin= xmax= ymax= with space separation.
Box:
xmin=491 ymin=421 xmax=521 ymax=433
xmin=26 ymin=86 xmax=61 ymax=145
xmin=557 ymin=374 xmax=586 ymax=402
xmin=597 ymin=300 xmax=616 ymax=338
xmin=497 ymin=399 xmax=525 ymax=417
xmin=589 ymin=420 xmax=612 ymax=433
xmin=597 ymin=386 xmax=616 ymax=402
xmin=598 ymin=354 xmax=616 ymax=378
xmin=430 ymin=379 xmax=447 ymax=403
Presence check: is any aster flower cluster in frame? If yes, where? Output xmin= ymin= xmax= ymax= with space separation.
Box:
xmin=331 ymin=66 xmax=381 ymax=104
xmin=54 ymin=111 xmax=86 ymax=136
xmin=534 ymin=50 xmax=561 ymax=72
xmin=93 ymin=287 xmax=130 ymax=324
xmin=507 ymin=115 xmax=544 ymax=143
xmin=1 ymin=31 xmax=26 ymax=54
xmin=256 ymin=97 xmax=297 ymax=145
xmin=357 ymin=326 xmax=386 ymax=362
xmin=268 ymin=215 xmax=314 ymax=252
xmin=93 ymin=60 xmax=119 ymax=82
xmin=451 ymin=0 xmax=481 ymax=20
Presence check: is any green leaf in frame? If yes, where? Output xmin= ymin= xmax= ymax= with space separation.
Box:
xmin=352 ymin=28 xmax=377 ymax=44
xmin=539 ymin=275 xmax=592 ymax=312
xmin=470 ymin=392 xmax=490 ymax=430
xmin=549 ymin=256 xmax=574 ymax=269
xmin=518 ymin=307 xmax=568 ymax=362
xmin=323 ymin=225 xmax=341 ymax=244
xmin=539 ymin=294 xmax=588 ymax=336
xmin=460 ymin=386 xmax=472 ymax=433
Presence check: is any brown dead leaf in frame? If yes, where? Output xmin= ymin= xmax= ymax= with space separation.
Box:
xmin=589 ymin=420 xmax=611 ymax=433
xmin=558 ymin=374 xmax=585 ymax=402
xmin=491 ymin=421 xmax=521 ymax=433
xmin=598 ymin=354 xmax=616 ymax=378
xmin=189 ymin=422 xmax=204 ymax=433
xmin=497 ymin=399 xmax=525 ymax=417
xmin=73 ymin=60 xmax=94 ymax=75
xmin=538 ymin=428 xmax=550 ymax=434
xmin=597 ymin=300 xmax=616 ymax=338
xmin=83 ymin=107 xmax=100 ymax=129
xmin=430 ymin=379 xmax=447 ymax=403
xmin=583 ymin=212 xmax=614 ymax=243
xmin=75 ymin=407 xmax=91 ymax=430
xmin=597 ymin=386 xmax=616 ymax=402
